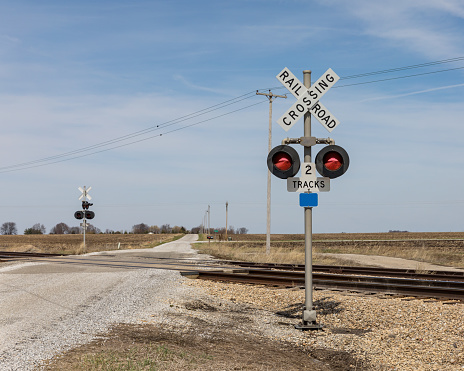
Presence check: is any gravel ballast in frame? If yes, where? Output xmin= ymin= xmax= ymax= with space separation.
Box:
xmin=178 ymin=278 xmax=464 ymax=370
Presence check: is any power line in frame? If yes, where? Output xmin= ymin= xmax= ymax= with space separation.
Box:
xmin=333 ymin=66 xmax=464 ymax=88
xmin=262 ymin=59 xmax=464 ymax=92
xmin=0 ymin=100 xmax=266 ymax=173
xmin=2 ymin=56 xmax=464 ymax=173
xmin=0 ymin=92 xmax=258 ymax=171
xmin=340 ymin=56 xmax=464 ymax=80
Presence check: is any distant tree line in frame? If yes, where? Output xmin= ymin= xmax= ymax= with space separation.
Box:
xmin=0 ymin=222 xmax=249 ymax=235
xmin=130 ymin=223 xmax=187 ymax=234
xmin=189 ymin=226 xmax=248 ymax=235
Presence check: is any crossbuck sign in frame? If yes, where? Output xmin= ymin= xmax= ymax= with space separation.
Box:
xmin=276 ymin=67 xmax=340 ymax=132
xmin=78 ymin=186 xmax=92 ymax=201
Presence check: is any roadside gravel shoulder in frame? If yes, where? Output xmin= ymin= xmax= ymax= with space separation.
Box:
xmin=175 ymin=277 xmax=464 ymax=370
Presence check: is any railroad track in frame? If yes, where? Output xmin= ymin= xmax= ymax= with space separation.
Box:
xmin=0 ymin=251 xmax=67 ymax=259
xmin=3 ymin=251 xmax=464 ymax=301
xmin=182 ymin=267 xmax=464 ymax=301
xmin=224 ymin=261 xmax=464 ymax=281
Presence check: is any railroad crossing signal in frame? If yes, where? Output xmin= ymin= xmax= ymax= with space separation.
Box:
xmin=75 ymin=186 xmax=95 ymax=222
xmin=269 ymin=67 xmax=351 ymax=331
xmin=269 ymin=66 xmax=350 ymax=188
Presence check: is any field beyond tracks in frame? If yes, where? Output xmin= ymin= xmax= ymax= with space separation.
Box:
xmin=0 ymin=234 xmax=179 ymax=255
xmin=197 ymin=232 xmax=464 ymax=269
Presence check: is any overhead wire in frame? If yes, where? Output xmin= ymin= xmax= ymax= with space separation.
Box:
xmin=0 ymin=91 xmax=258 ymax=171
xmin=0 ymin=99 xmax=266 ymax=173
xmin=2 ymin=56 xmax=464 ymax=172
xmin=264 ymin=56 xmax=464 ymax=92
xmin=339 ymin=56 xmax=464 ymax=79
xmin=334 ymin=65 xmax=464 ymax=88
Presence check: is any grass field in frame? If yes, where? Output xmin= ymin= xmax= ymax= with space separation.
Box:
xmin=196 ymin=232 xmax=464 ymax=268
xmin=0 ymin=234 xmax=178 ymax=255
xmin=1 ymin=232 xmax=463 ymax=268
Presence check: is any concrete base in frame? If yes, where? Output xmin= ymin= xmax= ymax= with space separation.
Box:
xmin=295 ymin=322 xmax=324 ymax=331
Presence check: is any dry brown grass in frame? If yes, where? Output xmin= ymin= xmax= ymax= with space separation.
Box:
xmin=197 ymin=232 xmax=464 ymax=268
xmin=0 ymin=234 xmax=181 ymax=255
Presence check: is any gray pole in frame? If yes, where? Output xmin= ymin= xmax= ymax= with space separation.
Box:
xmin=296 ymin=70 xmax=322 ymax=330
xmin=208 ymin=205 xmax=210 ymax=235
xmin=225 ymin=201 xmax=228 ymax=241
xmin=266 ymin=96 xmax=272 ymax=254
xmin=256 ymin=91 xmax=286 ymax=254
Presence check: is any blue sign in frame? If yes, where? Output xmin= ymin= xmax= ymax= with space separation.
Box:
xmin=299 ymin=193 xmax=318 ymax=207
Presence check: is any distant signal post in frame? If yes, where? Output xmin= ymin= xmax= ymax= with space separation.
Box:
xmin=75 ymin=186 xmax=95 ymax=250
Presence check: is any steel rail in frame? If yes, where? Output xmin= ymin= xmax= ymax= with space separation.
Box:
xmin=2 ymin=251 xmax=464 ymax=282
xmin=0 ymin=251 xmax=68 ymax=258
xmin=182 ymin=270 xmax=464 ymax=301
xmin=225 ymin=261 xmax=464 ymax=281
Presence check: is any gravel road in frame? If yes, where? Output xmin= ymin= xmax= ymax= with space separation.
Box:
xmin=0 ymin=234 xmax=200 ymax=371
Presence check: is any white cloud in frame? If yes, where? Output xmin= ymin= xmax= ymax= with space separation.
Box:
xmin=173 ymin=74 xmax=231 ymax=95
xmin=360 ymin=83 xmax=464 ymax=102
xmin=322 ymin=0 xmax=464 ymax=58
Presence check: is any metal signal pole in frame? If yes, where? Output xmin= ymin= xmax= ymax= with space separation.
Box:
xmin=296 ymin=70 xmax=323 ymax=331
xmin=256 ymin=91 xmax=287 ymax=254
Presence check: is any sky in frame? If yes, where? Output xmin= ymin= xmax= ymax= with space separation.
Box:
xmin=0 ymin=0 xmax=463 ymax=234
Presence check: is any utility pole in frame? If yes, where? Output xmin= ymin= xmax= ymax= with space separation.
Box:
xmin=208 ymin=205 xmax=211 ymax=235
xmin=225 ymin=201 xmax=229 ymax=241
xmin=256 ymin=91 xmax=287 ymax=255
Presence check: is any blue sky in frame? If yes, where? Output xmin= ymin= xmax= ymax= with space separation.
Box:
xmin=0 ymin=0 xmax=463 ymax=234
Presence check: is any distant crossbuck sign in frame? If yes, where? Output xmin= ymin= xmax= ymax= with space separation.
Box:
xmin=276 ymin=67 xmax=340 ymax=133
xmin=78 ymin=186 xmax=92 ymax=201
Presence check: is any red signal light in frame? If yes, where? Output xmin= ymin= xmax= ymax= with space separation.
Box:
xmin=323 ymin=151 xmax=343 ymax=171
xmin=315 ymin=145 xmax=349 ymax=179
xmin=273 ymin=152 xmax=292 ymax=171
xmin=267 ymin=145 xmax=300 ymax=179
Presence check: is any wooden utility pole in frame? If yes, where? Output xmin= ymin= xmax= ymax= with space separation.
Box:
xmin=225 ymin=201 xmax=228 ymax=241
xmin=256 ymin=91 xmax=287 ymax=254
